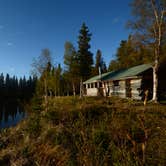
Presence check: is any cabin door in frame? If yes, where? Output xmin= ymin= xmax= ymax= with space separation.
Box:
xmin=126 ymin=80 xmax=132 ymax=98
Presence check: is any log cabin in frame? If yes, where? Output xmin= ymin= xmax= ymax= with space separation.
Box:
xmin=83 ymin=64 xmax=153 ymax=100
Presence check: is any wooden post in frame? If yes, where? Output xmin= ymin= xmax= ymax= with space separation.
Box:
xmin=144 ymin=90 xmax=149 ymax=106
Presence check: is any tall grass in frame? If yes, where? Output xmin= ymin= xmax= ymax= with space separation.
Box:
xmin=0 ymin=96 xmax=165 ymax=165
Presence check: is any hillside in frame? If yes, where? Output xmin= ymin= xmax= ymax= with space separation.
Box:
xmin=0 ymin=97 xmax=166 ymax=166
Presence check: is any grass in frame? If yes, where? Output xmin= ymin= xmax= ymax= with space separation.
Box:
xmin=0 ymin=96 xmax=165 ymax=166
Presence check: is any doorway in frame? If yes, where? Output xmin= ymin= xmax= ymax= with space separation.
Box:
xmin=126 ymin=80 xmax=132 ymax=98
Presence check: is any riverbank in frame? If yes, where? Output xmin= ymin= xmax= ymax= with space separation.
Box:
xmin=0 ymin=97 xmax=165 ymax=165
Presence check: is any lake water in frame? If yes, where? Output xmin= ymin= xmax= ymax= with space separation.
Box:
xmin=0 ymin=102 xmax=26 ymax=129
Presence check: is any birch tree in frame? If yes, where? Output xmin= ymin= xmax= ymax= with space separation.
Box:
xmin=31 ymin=48 xmax=52 ymax=107
xmin=64 ymin=41 xmax=79 ymax=96
xmin=128 ymin=0 xmax=166 ymax=102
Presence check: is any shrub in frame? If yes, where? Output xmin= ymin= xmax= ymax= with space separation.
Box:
xmin=93 ymin=130 xmax=110 ymax=151
xmin=44 ymin=110 xmax=61 ymax=125
xmin=26 ymin=116 xmax=41 ymax=137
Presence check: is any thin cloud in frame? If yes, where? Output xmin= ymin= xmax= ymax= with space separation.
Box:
xmin=0 ymin=25 xmax=4 ymax=29
xmin=112 ymin=17 xmax=120 ymax=24
xmin=10 ymin=67 xmax=15 ymax=72
xmin=7 ymin=42 xmax=13 ymax=46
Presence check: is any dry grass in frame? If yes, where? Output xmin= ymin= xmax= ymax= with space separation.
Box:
xmin=0 ymin=96 xmax=166 ymax=165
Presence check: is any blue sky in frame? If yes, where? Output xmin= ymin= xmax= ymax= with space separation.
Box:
xmin=0 ymin=0 xmax=132 ymax=77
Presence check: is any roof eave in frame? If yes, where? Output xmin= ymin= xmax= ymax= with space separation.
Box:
xmin=103 ymin=75 xmax=142 ymax=82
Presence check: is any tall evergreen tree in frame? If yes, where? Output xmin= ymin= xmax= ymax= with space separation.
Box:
xmin=0 ymin=73 xmax=36 ymax=101
xmin=5 ymin=74 xmax=10 ymax=98
xmin=0 ymin=73 xmax=4 ymax=99
xmin=93 ymin=49 xmax=107 ymax=75
xmin=77 ymin=23 xmax=93 ymax=80
xmin=77 ymin=23 xmax=93 ymax=96
xmin=54 ymin=64 xmax=62 ymax=96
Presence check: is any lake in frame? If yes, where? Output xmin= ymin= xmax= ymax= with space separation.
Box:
xmin=0 ymin=102 xmax=26 ymax=129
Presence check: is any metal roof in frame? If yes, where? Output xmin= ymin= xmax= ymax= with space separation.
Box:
xmin=83 ymin=71 xmax=112 ymax=84
xmin=83 ymin=64 xmax=153 ymax=84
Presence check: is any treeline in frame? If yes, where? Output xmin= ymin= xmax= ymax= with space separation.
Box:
xmin=108 ymin=35 xmax=166 ymax=71
xmin=108 ymin=0 xmax=166 ymax=102
xmin=32 ymin=23 xmax=107 ymax=99
xmin=32 ymin=22 xmax=166 ymax=100
xmin=0 ymin=73 xmax=37 ymax=101
xmin=32 ymin=0 xmax=166 ymax=101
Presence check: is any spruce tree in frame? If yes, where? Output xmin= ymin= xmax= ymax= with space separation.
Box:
xmin=0 ymin=73 xmax=4 ymax=99
xmin=93 ymin=49 xmax=107 ymax=75
xmin=77 ymin=23 xmax=93 ymax=80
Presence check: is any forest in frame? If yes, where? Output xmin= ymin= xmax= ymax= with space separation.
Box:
xmin=28 ymin=1 xmax=166 ymax=103
xmin=0 ymin=73 xmax=36 ymax=102
xmin=1 ymin=0 xmax=165 ymax=102
xmin=0 ymin=0 xmax=165 ymax=165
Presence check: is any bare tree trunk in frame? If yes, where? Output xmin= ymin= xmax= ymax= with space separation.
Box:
xmin=49 ymin=90 xmax=52 ymax=98
xmin=54 ymin=89 xmax=57 ymax=97
xmin=150 ymin=0 xmax=165 ymax=102
xmin=80 ymin=78 xmax=83 ymax=98
xmin=72 ymin=82 xmax=76 ymax=96
xmin=152 ymin=60 xmax=158 ymax=102
xmin=44 ymin=78 xmax=48 ymax=111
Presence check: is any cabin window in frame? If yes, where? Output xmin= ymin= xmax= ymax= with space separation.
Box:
xmin=99 ymin=82 xmax=102 ymax=87
xmin=88 ymin=84 xmax=90 ymax=88
xmin=95 ymin=82 xmax=97 ymax=88
xmin=113 ymin=80 xmax=119 ymax=86
xmin=91 ymin=83 xmax=94 ymax=88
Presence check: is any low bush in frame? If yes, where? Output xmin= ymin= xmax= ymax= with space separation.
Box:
xmin=26 ymin=115 xmax=41 ymax=137
xmin=0 ymin=97 xmax=165 ymax=165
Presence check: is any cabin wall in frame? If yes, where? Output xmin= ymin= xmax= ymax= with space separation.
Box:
xmin=110 ymin=79 xmax=142 ymax=99
xmin=84 ymin=66 xmax=154 ymax=100
xmin=86 ymin=88 xmax=98 ymax=96
xmin=119 ymin=80 xmax=126 ymax=98
xmin=102 ymin=82 xmax=109 ymax=96
xmin=108 ymin=82 xmax=114 ymax=96
xmin=111 ymin=80 xmax=126 ymax=98
xmin=130 ymin=79 xmax=142 ymax=100
xmin=84 ymin=78 xmax=143 ymax=100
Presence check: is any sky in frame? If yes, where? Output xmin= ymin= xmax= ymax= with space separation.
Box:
xmin=0 ymin=0 xmax=132 ymax=77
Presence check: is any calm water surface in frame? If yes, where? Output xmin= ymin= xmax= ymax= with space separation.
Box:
xmin=0 ymin=102 xmax=26 ymax=129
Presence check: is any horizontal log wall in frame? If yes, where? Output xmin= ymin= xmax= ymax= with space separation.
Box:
xmin=110 ymin=80 xmax=126 ymax=98
xmin=85 ymin=78 xmax=142 ymax=100
xmin=131 ymin=79 xmax=142 ymax=100
xmin=87 ymin=88 xmax=98 ymax=96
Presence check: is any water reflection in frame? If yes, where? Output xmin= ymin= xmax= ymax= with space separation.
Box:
xmin=0 ymin=102 xmax=26 ymax=129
